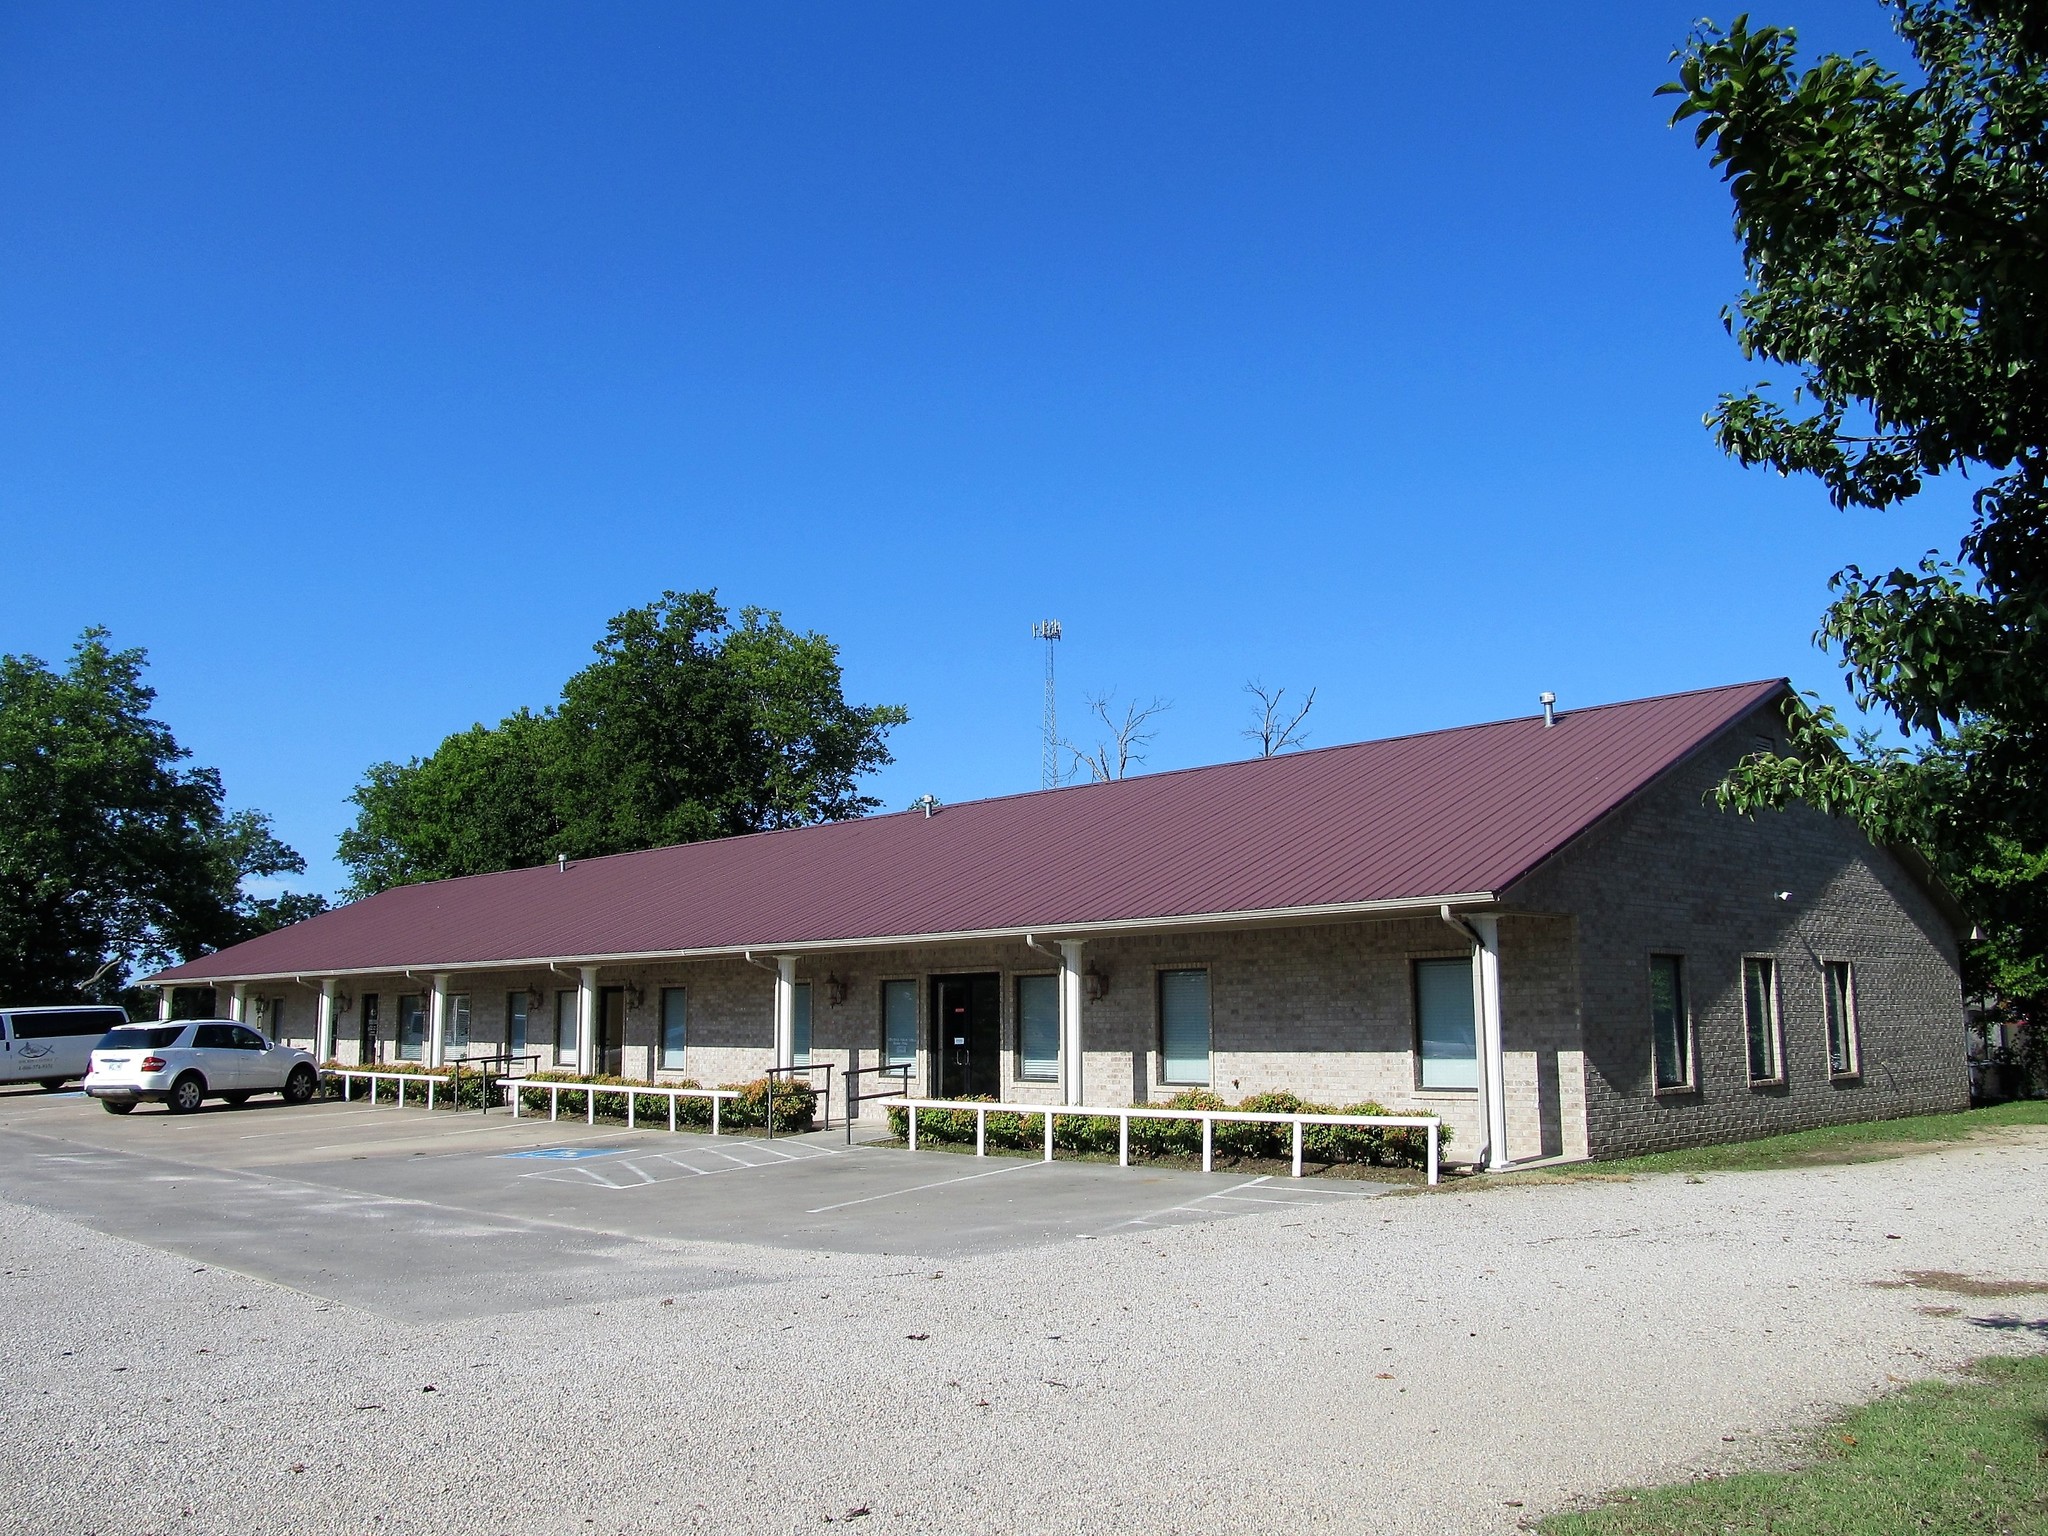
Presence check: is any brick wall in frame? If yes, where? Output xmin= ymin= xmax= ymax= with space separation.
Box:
xmin=314 ymin=918 xmax=1586 ymax=1163
xmin=1505 ymin=702 xmax=1968 ymax=1158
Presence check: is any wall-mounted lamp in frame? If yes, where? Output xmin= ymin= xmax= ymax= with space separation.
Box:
xmin=527 ymin=985 xmax=546 ymax=1009
xmin=336 ymin=992 xmax=354 ymax=1015
xmin=1084 ymin=965 xmax=1109 ymax=1003
xmin=624 ymin=981 xmax=646 ymax=1009
xmin=251 ymin=997 xmax=269 ymax=1020
xmin=825 ymin=972 xmax=850 ymax=1007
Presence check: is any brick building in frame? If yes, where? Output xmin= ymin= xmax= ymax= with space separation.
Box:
xmin=147 ymin=680 xmax=1969 ymax=1165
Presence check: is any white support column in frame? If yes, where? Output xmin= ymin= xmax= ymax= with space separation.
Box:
xmin=157 ymin=988 xmax=174 ymax=1022
xmin=1058 ymin=940 xmax=1086 ymax=1106
xmin=428 ymin=974 xmax=450 ymax=1068
xmin=229 ymin=983 xmax=247 ymax=1023
xmin=1469 ymin=915 xmax=1509 ymax=1172
xmin=316 ymin=979 xmax=337 ymax=1062
xmin=576 ymin=967 xmax=598 ymax=1076
xmin=773 ymin=957 xmax=797 ymax=1070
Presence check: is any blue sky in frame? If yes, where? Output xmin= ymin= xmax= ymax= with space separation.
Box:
xmin=1 ymin=2 xmax=1968 ymax=899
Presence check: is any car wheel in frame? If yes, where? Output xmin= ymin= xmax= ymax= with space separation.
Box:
xmin=221 ymin=1091 xmax=251 ymax=1106
xmin=39 ymin=1078 xmax=67 ymax=1092
xmin=100 ymin=1100 xmax=136 ymax=1115
xmin=166 ymin=1074 xmax=206 ymax=1115
xmin=283 ymin=1065 xmax=319 ymax=1105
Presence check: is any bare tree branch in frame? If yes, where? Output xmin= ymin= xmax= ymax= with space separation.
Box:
xmin=1243 ymin=680 xmax=1315 ymax=757
xmin=1061 ymin=691 xmax=1170 ymax=782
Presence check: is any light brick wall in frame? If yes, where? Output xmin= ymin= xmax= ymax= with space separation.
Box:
xmin=1505 ymin=703 xmax=1969 ymax=1158
xmin=316 ymin=919 xmax=1585 ymax=1163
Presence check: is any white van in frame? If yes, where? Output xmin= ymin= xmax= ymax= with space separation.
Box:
xmin=0 ymin=1005 xmax=131 ymax=1090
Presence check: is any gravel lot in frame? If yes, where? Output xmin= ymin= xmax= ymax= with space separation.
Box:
xmin=3 ymin=1130 xmax=2043 ymax=1536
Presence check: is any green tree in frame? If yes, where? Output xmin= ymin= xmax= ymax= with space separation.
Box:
xmin=1666 ymin=2 xmax=2048 ymax=1016
xmin=338 ymin=591 xmax=908 ymax=896
xmin=0 ymin=629 xmax=325 ymax=1005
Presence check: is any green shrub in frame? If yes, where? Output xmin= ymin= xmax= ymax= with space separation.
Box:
xmin=719 ymin=1077 xmax=818 ymax=1133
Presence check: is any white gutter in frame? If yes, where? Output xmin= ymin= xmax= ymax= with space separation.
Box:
xmin=146 ymin=890 xmax=1499 ymax=987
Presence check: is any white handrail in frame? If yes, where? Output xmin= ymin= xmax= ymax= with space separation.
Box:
xmin=496 ymin=1078 xmax=741 ymax=1137
xmin=881 ymin=1097 xmax=1441 ymax=1185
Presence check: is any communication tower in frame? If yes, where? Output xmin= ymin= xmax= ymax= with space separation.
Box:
xmin=1032 ymin=620 xmax=1062 ymax=788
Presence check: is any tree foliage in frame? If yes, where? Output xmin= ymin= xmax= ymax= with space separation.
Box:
xmin=338 ymin=592 xmax=908 ymax=896
xmin=1668 ymin=2 xmax=2048 ymax=1010
xmin=0 ymin=630 xmax=323 ymax=1005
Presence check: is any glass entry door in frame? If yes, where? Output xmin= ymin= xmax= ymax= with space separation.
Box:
xmin=931 ymin=974 xmax=1000 ymax=1099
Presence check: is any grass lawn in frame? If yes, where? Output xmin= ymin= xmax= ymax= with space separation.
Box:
xmin=1484 ymin=1100 xmax=2048 ymax=1183
xmin=1540 ymin=1354 xmax=2048 ymax=1535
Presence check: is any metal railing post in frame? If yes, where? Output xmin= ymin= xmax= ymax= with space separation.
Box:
xmin=1043 ymin=1110 xmax=1053 ymax=1163
xmin=975 ymin=1108 xmax=985 ymax=1157
xmin=1119 ymin=1111 xmax=1129 ymax=1167
xmin=1292 ymin=1120 xmax=1304 ymax=1178
xmin=1201 ymin=1115 xmax=1213 ymax=1173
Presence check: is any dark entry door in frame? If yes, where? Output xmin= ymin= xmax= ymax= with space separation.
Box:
xmin=598 ymin=987 xmax=625 ymax=1077
xmin=932 ymin=974 xmax=1000 ymax=1099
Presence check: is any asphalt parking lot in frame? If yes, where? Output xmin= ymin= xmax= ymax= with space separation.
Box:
xmin=0 ymin=1086 xmax=1393 ymax=1322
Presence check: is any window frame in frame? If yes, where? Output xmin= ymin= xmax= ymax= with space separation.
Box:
xmin=1648 ymin=953 xmax=1695 ymax=1095
xmin=448 ymin=993 xmax=471 ymax=1052
xmin=506 ymin=992 xmax=528 ymax=1056
xmin=1156 ymin=966 xmax=1213 ymax=1088
xmin=879 ymin=978 xmax=918 ymax=1069
xmin=1013 ymin=971 xmax=1060 ymax=1083
xmin=554 ymin=989 xmax=578 ymax=1065
xmin=396 ymin=993 xmax=426 ymax=1062
xmin=1742 ymin=954 xmax=1785 ymax=1087
xmin=1822 ymin=959 xmax=1861 ymax=1080
xmin=659 ymin=986 xmax=688 ymax=1072
xmin=1411 ymin=952 xmax=1480 ymax=1093
xmin=793 ymin=981 xmax=813 ymax=1067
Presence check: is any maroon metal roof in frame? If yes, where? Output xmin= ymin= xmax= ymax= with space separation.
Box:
xmin=153 ymin=679 xmax=1788 ymax=981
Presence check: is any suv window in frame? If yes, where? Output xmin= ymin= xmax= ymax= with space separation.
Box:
xmin=99 ymin=1026 xmax=185 ymax=1051
xmin=228 ymin=1026 xmax=266 ymax=1051
xmin=192 ymin=1024 xmax=239 ymax=1049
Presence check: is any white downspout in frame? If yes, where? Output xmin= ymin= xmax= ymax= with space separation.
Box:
xmin=743 ymin=952 xmax=797 ymax=1071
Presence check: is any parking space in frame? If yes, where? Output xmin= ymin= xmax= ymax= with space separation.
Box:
xmin=0 ymin=1087 xmax=1395 ymax=1321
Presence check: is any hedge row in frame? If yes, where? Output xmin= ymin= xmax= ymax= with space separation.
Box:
xmin=884 ymin=1088 xmax=1446 ymax=1168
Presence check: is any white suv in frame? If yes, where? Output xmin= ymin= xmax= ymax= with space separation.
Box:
xmin=85 ymin=1021 xmax=321 ymax=1116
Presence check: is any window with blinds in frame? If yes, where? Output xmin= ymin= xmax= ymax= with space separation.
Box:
xmin=1744 ymin=957 xmax=1782 ymax=1084
xmin=1159 ymin=969 xmax=1211 ymax=1085
xmin=555 ymin=990 xmax=577 ymax=1064
xmin=660 ymin=987 xmax=687 ymax=1070
xmin=1650 ymin=955 xmax=1690 ymax=1091
xmin=506 ymin=992 xmax=528 ymax=1055
xmin=1017 ymin=974 xmax=1058 ymax=1081
xmin=881 ymin=980 xmax=917 ymax=1067
xmin=1414 ymin=957 xmax=1477 ymax=1090
xmin=793 ymin=982 xmax=812 ymax=1066
xmin=1824 ymin=961 xmax=1860 ymax=1077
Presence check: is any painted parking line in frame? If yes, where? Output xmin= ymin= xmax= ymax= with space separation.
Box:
xmin=805 ymin=1157 xmax=1044 ymax=1214
xmin=518 ymin=1140 xmax=844 ymax=1190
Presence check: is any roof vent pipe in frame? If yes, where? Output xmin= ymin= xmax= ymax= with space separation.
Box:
xmin=557 ymin=852 xmax=568 ymax=873
xmin=1539 ymin=691 xmax=1557 ymax=728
